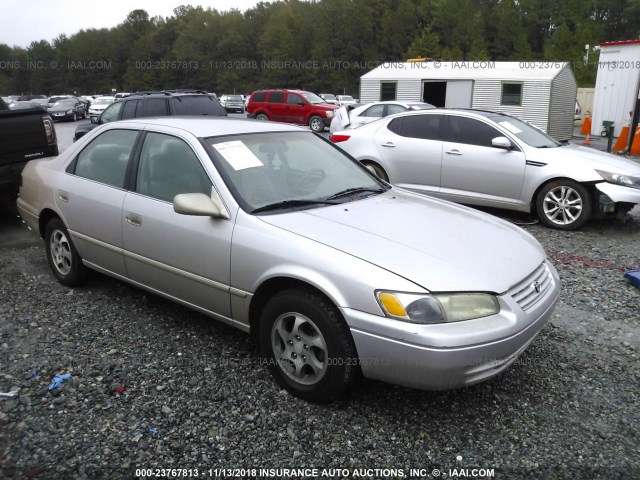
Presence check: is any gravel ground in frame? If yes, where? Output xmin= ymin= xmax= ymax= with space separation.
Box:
xmin=1 ymin=208 xmax=639 ymax=480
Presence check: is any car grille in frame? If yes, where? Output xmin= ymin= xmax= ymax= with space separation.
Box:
xmin=509 ymin=261 xmax=554 ymax=311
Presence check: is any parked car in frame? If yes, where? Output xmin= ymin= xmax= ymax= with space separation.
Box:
xmin=575 ymin=100 xmax=582 ymax=121
xmin=47 ymin=98 xmax=86 ymax=121
xmin=0 ymin=96 xmax=57 ymax=200
xmin=73 ymin=90 xmax=227 ymax=141
xmin=336 ymin=95 xmax=357 ymax=106
xmin=329 ymin=101 xmax=435 ymax=133
xmin=87 ymin=96 xmax=115 ymax=118
xmin=221 ymin=94 xmax=245 ymax=113
xmin=246 ymin=89 xmax=339 ymax=132
xmin=319 ymin=93 xmax=339 ymax=105
xmin=331 ymin=109 xmax=640 ymax=230
xmin=18 ymin=116 xmax=560 ymax=402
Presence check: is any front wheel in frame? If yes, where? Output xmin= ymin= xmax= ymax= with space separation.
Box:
xmin=308 ymin=115 xmax=324 ymax=133
xmin=259 ymin=288 xmax=360 ymax=402
xmin=256 ymin=113 xmax=269 ymax=121
xmin=45 ymin=218 xmax=88 ymax=286
xmin=536 ymin=180 xmax=591 ymax=230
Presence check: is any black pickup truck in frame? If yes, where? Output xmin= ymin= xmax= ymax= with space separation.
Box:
xmin=0 ymin=97 xmax=59 ymax=200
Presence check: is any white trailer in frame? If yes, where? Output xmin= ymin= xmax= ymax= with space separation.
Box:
xmin=591 ymin=40 xmax=640 ymax=138
xmin=359 ymin=61 xmax=577 ymax=141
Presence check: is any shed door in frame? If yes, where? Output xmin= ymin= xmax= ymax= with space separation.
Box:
xmin=445 ymin=80 xmax=473 ymax=108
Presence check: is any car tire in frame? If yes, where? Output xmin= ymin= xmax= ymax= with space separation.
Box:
xmin=259 ymin=288 xmax=360 ymax=403
xmin=45 ymin=218 xmax=88 ymax=286
xmin=256 ymin=113 xmax=269 ymax=121
xmin=536 ymin=179 xmax=591 ymax=230
xmin=72 ymin=112 xmax=77 ymax=122
xmin=308 ymin=115 xmax=324 ymax=133
xmin=362 ymin=161 xmax=389 ymax=182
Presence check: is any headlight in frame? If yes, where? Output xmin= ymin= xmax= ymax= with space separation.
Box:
xmin=326 ymin=111 xmax=334 ymax=118
xmin=376 ymin=291 xmax=499 ymax=324
xmin=596 ymin=170 xmax=640 ymax=190
xmin=66 ymin=109 xmax=73 ymax=114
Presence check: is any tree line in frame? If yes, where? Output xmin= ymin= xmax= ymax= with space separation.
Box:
xmin=1 ymin=0 xmax=638 ymax=96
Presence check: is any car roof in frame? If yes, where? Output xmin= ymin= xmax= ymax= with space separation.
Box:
xmin=117 ymin=116 xmax=306 ymax=137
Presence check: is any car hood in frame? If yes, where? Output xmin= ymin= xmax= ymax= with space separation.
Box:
xmin=536 ymin=144 xmax=640 ymax=175
xmin=259 ymin=190 xmax=546 ymax=293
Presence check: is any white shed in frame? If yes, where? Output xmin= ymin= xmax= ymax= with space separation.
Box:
xmin=359 ymin=61 xmax=577 ymax=141
xmin=591 ymin=40 xmax=640 ymax=138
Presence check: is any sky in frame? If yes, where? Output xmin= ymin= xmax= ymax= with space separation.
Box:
xmin=0 ymin=0 xmax=263 ymax=48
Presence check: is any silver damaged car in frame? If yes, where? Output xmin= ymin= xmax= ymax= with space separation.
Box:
xmin=17 ymin=117 xmax=561 ymax=402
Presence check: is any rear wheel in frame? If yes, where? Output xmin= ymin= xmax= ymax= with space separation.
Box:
xmin=256 ymin=113 xmax=269 ymax=121
xmin=536 ymin=180 xmax=591 ymax=230
xmin=45 ymin=218 xmax=88 ymax=286
xmin=308 ymin=115 xmax=324 ymax=133
xmin=259 ymin=288 xmax=360 ymax=402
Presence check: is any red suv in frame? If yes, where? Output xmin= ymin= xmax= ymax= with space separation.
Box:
xmin=246 ymin=89 xmax=339 ymax=132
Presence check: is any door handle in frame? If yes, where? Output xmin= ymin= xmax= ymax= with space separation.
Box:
xmin=445 ymin=150 xmax=463 ymax=156
xmin=381 ymin=142 xmax=396 ymax=148
xmin=125 ymin=212 xmax=142 ymax=227
xmin=58 ymin=191 xmax=69 ymax=202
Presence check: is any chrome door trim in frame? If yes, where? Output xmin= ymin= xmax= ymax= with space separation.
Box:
xmin=70 ymin=230 xmax=123 ymax=254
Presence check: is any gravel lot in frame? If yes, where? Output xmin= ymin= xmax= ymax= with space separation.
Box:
xmin=1 ymin=122 xmax=639 ymax=479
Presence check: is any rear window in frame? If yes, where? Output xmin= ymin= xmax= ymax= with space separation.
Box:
xmin=173 ymin=95 xmax=227 ymax=116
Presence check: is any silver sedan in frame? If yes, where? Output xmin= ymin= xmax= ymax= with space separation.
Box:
xmin=331 ymin=109 xmax=640 ymax=230
xmin=17 ymin=117 xmax=560 ymax=402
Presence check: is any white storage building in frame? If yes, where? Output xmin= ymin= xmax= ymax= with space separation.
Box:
xmin=359 ymin=61 xmax=577 ymax=141
xmin=591 ymin=40 xmax=640 ymax=138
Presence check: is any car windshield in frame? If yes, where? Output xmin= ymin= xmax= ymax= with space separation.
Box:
xmin=488 ymin=114 xmax=561 ymax=148
xmin=340 ymin=96 xmax=355 ymax=101
xmin=300 ymin=92 xmax=325 ymax=105
xmin=322 ymin=94 xmax=337 ymax=100
xmin=93 ymin=98 xmax=112 ymax=105
xmin=205 ymin=131 xmax=387 ymax=213
xmin=53 ymin=100 xmax=75 ymax=107
xmin=227 ymin=95 xmax=243 ymax=101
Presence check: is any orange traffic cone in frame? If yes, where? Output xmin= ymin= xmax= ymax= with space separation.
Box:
xmin=580 ymin=116 xmax=592 ymax=135
xmin=584 ymin=133 xmax=591 ymax=145
xmin=614 ymin=126 xmax=630 ymax=152
xmin=631 ymin=126 xmax=640 ymax=156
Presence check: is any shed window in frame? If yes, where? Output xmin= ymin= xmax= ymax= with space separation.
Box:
xmin=501 ymin=83 xmax=522 ymax=106
xmin=380 ymin=82 xmax=396 ymax=101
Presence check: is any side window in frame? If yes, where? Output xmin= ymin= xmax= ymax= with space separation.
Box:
xmin=386 ymin=104 xmax=407 ymax=116
xmin=362 ymin=105 xmax=385 ymax=117
xmin=140 ymin=98 xmax=169 ymax=117
xmin=380 ymin=82 xmax=396 ymax=101
xmin=136 ymin=132 xmax=212 ymax=203
xmin=286 ymin=94 xmax=303 ymax=105
xmin=445 ymin=116 xmax=503 ymax=147
xmin=100 ymin=102 xmax=123 ymax=123
xmin=387 ymin=115 xmax=443 ymax=140
xmin=268 ymin=92 xmax=285 ymax=103
xmin=252 ymin=92 xmax=266 ymax=102
xmin=501 ymin=83 xmax=522 ymax=106
xmin=73 ymin=129 xmax=138 ymax=188
xmin=121 ymin=99 xmax=139 ymax=119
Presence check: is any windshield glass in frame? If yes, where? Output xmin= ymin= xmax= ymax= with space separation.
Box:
xmin=205 ymin=132 xmax=387 ymax=213
xmin=300 ymin=92 xmax=325 ymax=104
xmin=488 ymin=114 xmax=560 ymax=148
xmin=53 ymin=100 xmax=75 ymax=107
xmin=93 ymin=98 xmax=113 ymax=105
xmin=227 ymin=95 xmax=243 ymax=101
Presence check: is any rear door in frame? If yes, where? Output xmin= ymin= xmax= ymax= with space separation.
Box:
xmin=121 ymin=131 xmax=234 ymax=318
xmin=266 ymin=92 xmax=286 ymax=122
xmin=57 ymin=128 xmax=140 ymax=277
xmin=373 ymin=114 xmax=444 ymax=193
xmin=440 ymin=114 xmax=526 ymax=206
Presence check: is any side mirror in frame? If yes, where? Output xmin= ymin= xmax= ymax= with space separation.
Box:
xmin=90 ymin=116 xmax=98 ymax=124
xmin=173 ymin=192 xmax=230 ymax=219
xmin=492 ymin=136 xmax=513 ymax=150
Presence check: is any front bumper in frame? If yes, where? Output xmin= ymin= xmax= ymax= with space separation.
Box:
xmin=342 ymin=260 xmax=561 ymax=390
xmin=595 ymin=182 xmax=640 ymax=204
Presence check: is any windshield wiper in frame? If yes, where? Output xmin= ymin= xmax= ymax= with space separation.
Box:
xmin=325 ymin=187 xmax=385 ymax=201
xmin=251 ymin=199 xmax=340 ymax=214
